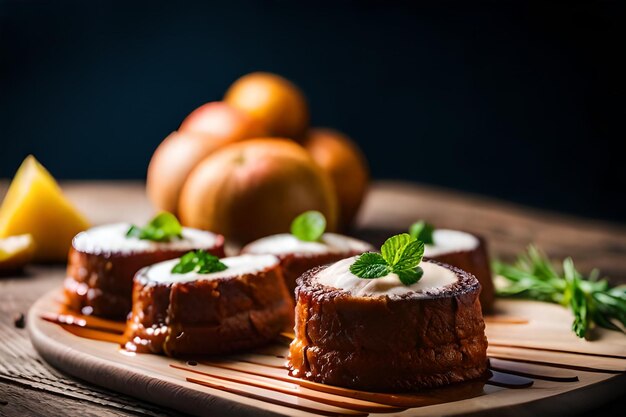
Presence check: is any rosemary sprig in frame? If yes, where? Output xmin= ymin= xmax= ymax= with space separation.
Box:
xmin=493 ymin=245 xmax=626 ymax=339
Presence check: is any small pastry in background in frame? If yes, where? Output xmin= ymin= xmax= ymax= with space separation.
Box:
xmin=410 ymin=221 xmax=495 ymax=313
xmin=64 ymin=213 xmax=224 ymax=320
xmin=241 ymin=211 xmax=373 ymax=294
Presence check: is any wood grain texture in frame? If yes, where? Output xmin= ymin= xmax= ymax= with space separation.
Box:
xmin=27 ymin=289 xmax=626 ymax=417
xmin=0 ymin=269 xmax=186 ymax=417
xmin=1 ymin=180 xmax=625 ymax=416
xmin=485 ymin=300 xmax=626 ymax=359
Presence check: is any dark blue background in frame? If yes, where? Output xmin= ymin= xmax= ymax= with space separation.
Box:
xmin=1 ymin=0 xmax=624 ymax=222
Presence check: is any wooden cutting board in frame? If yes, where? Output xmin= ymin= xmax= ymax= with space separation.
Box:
xmin=28 ymin=289 xmax=626 ymax=417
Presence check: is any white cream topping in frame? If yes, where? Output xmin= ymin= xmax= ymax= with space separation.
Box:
xmin=423 ymin=229 xmax=479 ymax=257
xmin=316 ymin=256 xmax=458 ymax=297
xmin=242 ymin=233 xmax=372 ymax=256
xmin=145 ymin=254 xmax=279 ymax=284
xmin=73 ymin=223 xmax=220 ymax=254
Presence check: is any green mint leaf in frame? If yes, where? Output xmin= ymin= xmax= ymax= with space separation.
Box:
xmin=144 ymin=212 xmax=183 ymax=241
xmin=127 ymin=212 xmax=183 ymax=242
xmin=351 ymin=233 xmax=425 ymax=285
xmin=291 ymin=210 xmax=326 ymax=242
xmin=171 ymin=251 xmax=197 ymax=274
xmin=409 ymin=221 xmax=434 ymax=244
xmin=396 ymin=267 xmax=424 ymax=286
xmin=197 ymin=256 xmax=228 ymax=274
xmin=393 ymin=239 xmax=425 ymax=271
xmin=171 ymin=261 xmax=194 ymax=274
xmin=171 ymin=250 xmax=227 ymax=275
xmin=126 ymin=225 xmax=142 ymax=238
xmin=350 ymin=252 xmax=391 ymax=278
xmin=381 ymin=233 xmax=424 ymax=270
xmin=380 ymin=233 xmax=413 ymax=265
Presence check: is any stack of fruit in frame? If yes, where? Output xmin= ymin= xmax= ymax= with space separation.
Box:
xmin=0 ymin=72 xmax=369 ymax=271
xmin=147 ymin=72 xmax=369 ymax=245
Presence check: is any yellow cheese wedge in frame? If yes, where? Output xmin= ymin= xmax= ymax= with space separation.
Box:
xmin=0 ymin=234 xmax=35 ymax=271
xmin=0 ymin=156 xmax=90 ymax=261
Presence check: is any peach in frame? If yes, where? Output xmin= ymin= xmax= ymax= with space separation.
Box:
xmin=178 ymin=101 xmax=267 ymax=141
xmin=303 ymin=128 xmax=369 ymax=229
xmin=178 ymin=138 xmax=337 ymax=245
xmin=224 ymin=72 xmax=309 ymax=140
xmin=146 ymin=131 xmax=235 ymax=215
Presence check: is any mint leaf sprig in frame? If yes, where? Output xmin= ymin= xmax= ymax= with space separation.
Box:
xmin=409 ymin=220 xmax=435 ymax=244
xmin=171 ymin=250 xmax=227 ymax=274
xmin=291 ymin=210 xmax=326 ymax=242
xmin=494 ymin=245 xmax=626 ymax=339
xmin=127 ymin=212 xmax=183 ymax=242
xmin=350 ymin=233 xmax=425 ymax=285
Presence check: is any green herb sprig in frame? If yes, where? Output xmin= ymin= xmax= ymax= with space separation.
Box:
xmin=171 ymin=250 xmax=227 ymax=274
xmin=494 ymin=245 xmax=626 ymax=339
xmin=350 ymin=233 xmax=425 ymax=285
xmin=291 ymin=211 xmax=326 ymax=242
xmin=409 ymin=220 xmax=435 ymax=244
xmin=127 ymin=212 xmax=183 ymax=242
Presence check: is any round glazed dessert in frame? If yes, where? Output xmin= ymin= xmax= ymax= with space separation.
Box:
xmin=289 ymin=256 xmax=488 ymax=392
xmin=64 ymin=223 xmax=225 ymax=320
xmin=123 ymin=254 xmax=293 ymax=357
xmin=241 ymin=233 xmax=373 ymax=294
xmin=424 ymin=229 xmax=494 ymax=312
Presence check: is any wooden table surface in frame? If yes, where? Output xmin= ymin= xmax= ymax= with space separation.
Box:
xmin=1 ymin=180 xmax=625 ymax=416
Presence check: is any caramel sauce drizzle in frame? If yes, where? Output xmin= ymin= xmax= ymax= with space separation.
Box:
xmin=484 ymin=315 xmax=529 ymax=325
xmin=41 ymin=311 xmax=126 ymax=334
xmin=41 ymin=308 xmax=595 ymax=416
xmin=187 ymin=376 xmax=366 ymax=417
xmin=53 ymin=323 xmax=126 ymax=345
xmin=41 ymin=310 xmax=125 ymax=344
xmin=172 ymin=364 xmax=403 ymax=413
xmin=184 ymin=360 xmax=488 ymax=409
